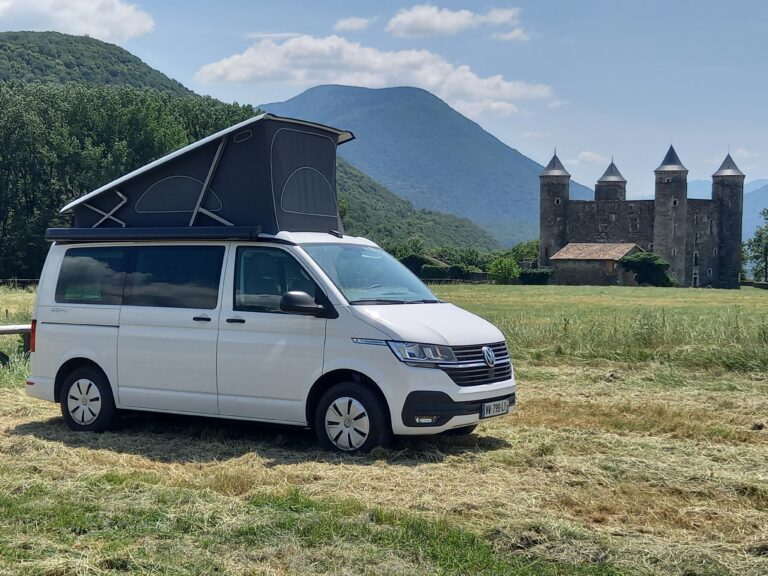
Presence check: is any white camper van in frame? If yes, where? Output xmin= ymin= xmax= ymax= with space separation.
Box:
xmin=27 ymin=232 xmax=515 ymax=452
xmin=25 ymin=115 xmax=516 ymax=452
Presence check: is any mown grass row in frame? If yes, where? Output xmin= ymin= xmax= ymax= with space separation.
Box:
xmin=0 ymin=473 xmax=621 ymax=576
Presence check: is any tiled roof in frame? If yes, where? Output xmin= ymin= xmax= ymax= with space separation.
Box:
xmin=550 ymin=243 xmax=641 ymax=261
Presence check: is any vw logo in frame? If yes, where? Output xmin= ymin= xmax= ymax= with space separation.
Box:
xmin=482 ymin=346 xmax=496 ymax=367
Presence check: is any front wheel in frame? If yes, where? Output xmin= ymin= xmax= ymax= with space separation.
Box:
xmin=315 ymin=382 xmax=391 ymax=453
xmin=60 ymin=366 xmax=116 ymax=432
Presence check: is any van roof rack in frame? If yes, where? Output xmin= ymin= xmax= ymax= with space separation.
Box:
xmin=45 ymin=226 xmax=295 ymax=245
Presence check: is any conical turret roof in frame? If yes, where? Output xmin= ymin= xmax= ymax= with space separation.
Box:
xmin=712 ymin=153 xmax=744 ymax=177
xmin=598 ymin=160 xmax=626 ymax=183
xmin=655 ymin=145 xmax=687 ymax=172
xmin=540 ymin=153 xmax=570 ymax=177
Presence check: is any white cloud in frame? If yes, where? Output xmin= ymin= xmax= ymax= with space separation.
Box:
xmin=491 ymin=28 xmax=529 ymax=42
xmin=334 ymin=16 xmax=372 ymax=32
xmin=195 ymin=34 xmax=554 ymax=118
xmin=733 ymin=147 xmax=761 ymax=160
xmin=247 ymin=32 xmax=301 ymax=40
xmin=385 ymin=4 xmax=528 ymax=40
xmin=0 ymin=0 xmax=154 ymax=42
xmin=567 ymin=151 xmax=607 ymax=165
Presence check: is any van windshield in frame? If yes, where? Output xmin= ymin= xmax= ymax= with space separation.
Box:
xmin=302 ymin=244 xmax=439 ymax=305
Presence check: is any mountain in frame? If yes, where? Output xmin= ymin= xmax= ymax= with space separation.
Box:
xmin=745 ymin=184 xmax=768 ymax=241
xmin=0 ymin=31 xmax=191 ymax=95
xmin=337 ymin=158 xmax=496 ymax=249
xmin=263 ymin=84 xmax=593 ymax=246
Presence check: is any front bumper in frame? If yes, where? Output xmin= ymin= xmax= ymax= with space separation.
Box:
xmin=401 ymin=391 xmax=516 ymax=430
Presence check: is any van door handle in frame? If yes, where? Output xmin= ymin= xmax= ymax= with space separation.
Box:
xmin=192 ymin=315 xmax=211 ymax=322
xmin=226 ymin=317 xmax=246 ymax=324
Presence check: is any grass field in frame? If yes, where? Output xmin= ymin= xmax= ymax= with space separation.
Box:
xmin=0 ymin=285 xmax=766 ymax=575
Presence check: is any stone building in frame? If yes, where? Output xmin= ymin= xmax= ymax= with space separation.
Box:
xmin=549 ymin=243 xmax=642 ymax=286
xmin=538 ymin=147 xmax=744 ymax=288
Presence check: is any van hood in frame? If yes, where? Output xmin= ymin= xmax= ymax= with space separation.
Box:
xmin=348 ymin=302 xmax=504 ymax=346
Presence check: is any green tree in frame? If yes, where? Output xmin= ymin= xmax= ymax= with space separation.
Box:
xmin=619 ymin=252 xmax=672 ymax=287
xmin=488 ymin=257 xmax=520 ymax=284
xmin=746 ymin=208 xmax=768 ymax=282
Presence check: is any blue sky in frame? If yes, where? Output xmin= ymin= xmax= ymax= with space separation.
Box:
xmin=1 ymin=0 xmax=766 ymax=194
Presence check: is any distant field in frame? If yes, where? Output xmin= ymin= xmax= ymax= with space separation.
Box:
xmin=0 ymin=285 xmax=767 ymax=575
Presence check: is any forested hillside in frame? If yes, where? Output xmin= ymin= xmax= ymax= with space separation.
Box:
xmin=338 ymin=158 xmax=496 ymax=249
xmin=0 ymin=31 xmax=191 ymax=95
xmin=0 ymin=82 xmax=496 ymax=278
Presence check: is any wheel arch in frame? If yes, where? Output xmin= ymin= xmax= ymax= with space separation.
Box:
xmin=305 ymin=369 xmax=391 ymax=430
xmin=54 ymin=357 xmax=110 ymax=403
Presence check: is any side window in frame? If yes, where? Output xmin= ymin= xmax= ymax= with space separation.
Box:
xmin=55 ymin=247 xmax=127 ymax=305
xmin=125 ymin=246 xmax=224 ymax=309
xmin=235 ymin=247 xmax=317 ymax=313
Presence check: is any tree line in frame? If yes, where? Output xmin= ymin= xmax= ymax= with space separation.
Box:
xmin=0 ymin=82 xmax=259 ymax=278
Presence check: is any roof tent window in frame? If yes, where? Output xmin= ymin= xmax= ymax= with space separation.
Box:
xmin=272 ymin=128 xmax=337 ymax=218
xmin=135 ymin=176 xmax=223 ymax=214
xmin=125 ymin=246 xmax=224 ymax=309
xmin=55 ymin=247 xmax=127 ymax=305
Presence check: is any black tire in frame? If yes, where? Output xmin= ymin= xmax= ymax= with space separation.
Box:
xmin=314 ymin=382 xmax=391 ymax=453
xmin=60 ymin=366 xmax=117 ymax=432
xmin=443 ymin=424 xmax=478 ymax=437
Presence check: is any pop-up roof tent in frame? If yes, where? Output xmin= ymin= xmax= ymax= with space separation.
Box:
xmin=48 ymin=114 xmax=354 ymax=241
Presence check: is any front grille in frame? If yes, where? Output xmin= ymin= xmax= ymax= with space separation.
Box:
xmin=451 ymin=342 xmax=509 ymax=363
xmin=441 ymin=342 xmax=513 ymax=387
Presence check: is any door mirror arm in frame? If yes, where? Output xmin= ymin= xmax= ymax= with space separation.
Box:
xmin=280 ymin=291 xmax=326 ymax=317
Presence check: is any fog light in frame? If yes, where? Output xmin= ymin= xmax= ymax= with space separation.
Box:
xmin=415 ymin=416 xmax=438 ymax=424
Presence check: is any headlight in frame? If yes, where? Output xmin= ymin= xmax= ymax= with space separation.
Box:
xmin=387 ymin=341 xmax=456 ymax=367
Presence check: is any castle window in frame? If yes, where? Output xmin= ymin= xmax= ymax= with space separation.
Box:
xmin=649 ymin=243 xmax=653 ymax=250
xmin=707 ymin=268 xmax=713 ymax=277
xmin=665 ymin=178 xmax=672 ymax=184
xmin=692 ymin=272 xmax=699 ymax=288
xmin=694 ymin=232 xmax=699 ymax=245
xmin=709 ymin=221 xmax=713 ymax=235
xmin=713 ymin=247 xmax=718 ymax=256
xmin=694 ymin=213 xmax=698 ymax=224
xmin=672 ymin=198 xmax=679 ymax=207
xmin=693 ymin=252 xmax=699 ymax=267
xmin=610 ymin=213 xmax=616 ymax=222
xmin=555 ymin=197 xmax=562 ymax=206
xmin=672 ymin=248 xmax=677 ymax=256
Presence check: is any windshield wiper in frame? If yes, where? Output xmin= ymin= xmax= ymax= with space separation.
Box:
xmin=406 ymin=299 xmax=441 ymax=304
xmin=349 ymin=298 xmax=408 ymax=305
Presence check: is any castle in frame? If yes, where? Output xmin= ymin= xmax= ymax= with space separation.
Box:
xmin=538 ymin=146 xmax=744 ymax=288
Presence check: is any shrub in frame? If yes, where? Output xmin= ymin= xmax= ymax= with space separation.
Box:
xmin=420 ymin=264 xmax=449 ymax=279
xmin=619 ymin=252 xmax=672 ymax=287
xmin=399 ymin=254 xmax=430 ymax=276
xmin=520 ymin=269 xmax=552 ymax=285
xmin=488 ymin=257 xmax=521 ymax=284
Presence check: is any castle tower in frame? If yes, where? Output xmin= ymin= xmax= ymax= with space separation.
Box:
xmin=595 ymin=160 xmax=627 ymax=201
xmin=653 ymin=146 xmax=688 ymax=284
xmin=712 ymin=154 xmax=745 ymax=289
xmin=539 ymin=153 xmax=570 ymax=266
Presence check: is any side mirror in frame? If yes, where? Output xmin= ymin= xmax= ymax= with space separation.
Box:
xmin=280 ymin=291 xmax=325 ymax=317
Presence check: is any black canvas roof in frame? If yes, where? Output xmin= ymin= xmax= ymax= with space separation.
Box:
xmin=60 ymin=114 xmax=354 ymax=236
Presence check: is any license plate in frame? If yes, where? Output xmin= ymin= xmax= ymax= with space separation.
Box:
xmin=481 ymin=399 xmax=509 ymax=419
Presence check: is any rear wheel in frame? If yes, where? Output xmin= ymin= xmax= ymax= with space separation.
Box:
xmin=315 ymin=382 xmax=391 ymax=453
xmin=60 ymin=366 xmax=116 ymax=432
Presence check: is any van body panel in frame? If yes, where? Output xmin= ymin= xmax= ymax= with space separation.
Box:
xmin=350 ymin=303 xmax=504 ymax=346
xmin=216 ymin=243 xmax=326 ymax=422
xmin=117 ymin=307 xmax=221 ymax=413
